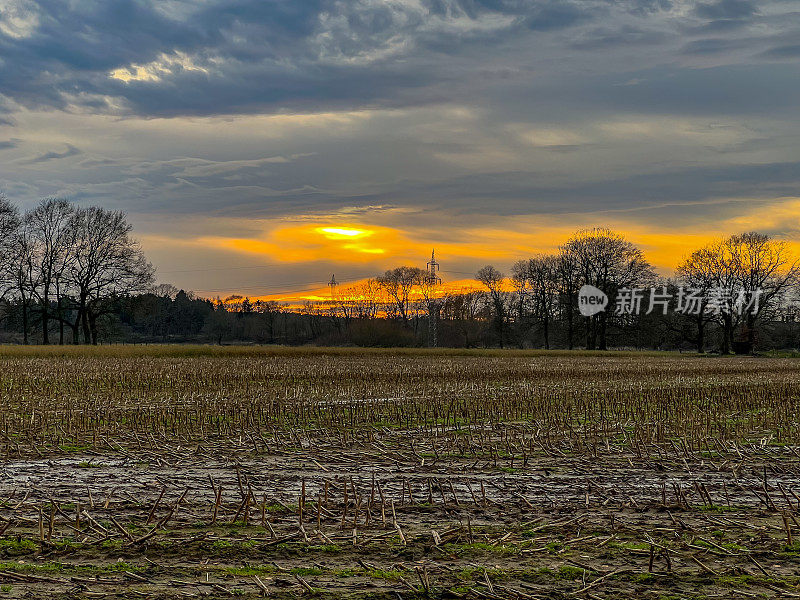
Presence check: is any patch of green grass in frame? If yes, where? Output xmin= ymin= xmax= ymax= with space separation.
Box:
xmin=367 ymin=568 xmax=404 ymax=581
xmin=50 ymin=539 xmax=80 ymax=551
xmin=290 ymin=567 xmax=323 ymax=576
xmin=306 ymin=544 xmax=341 ymax=553
xmin=58 ymin=444 xmax=89 ymax=453
xmin=716 ymin=574 xmax=757 ymax=588
xmin=784 ymin=541 xmax=800 ymax=554
xmin=442 ymin=542 xmax=519 ymax=557
xmin=211 ymin=540 xmax=234 ymax=551
xmin=556 ymin=566 xmax=584 ymax=580
xmin=611 ymin=541 xmax=649 ymax=551
xmin=224 ymin=565 xmax=276 ymax=577
xmin=721 ymin=542 xmax=745 ymax=551
xmin=450 ymin=586 xmax=474 ymax=595
xmin=0 ymin=539 xmax=37 ymax=555
xmin=334 ymin=568 xmax=360 ymax=578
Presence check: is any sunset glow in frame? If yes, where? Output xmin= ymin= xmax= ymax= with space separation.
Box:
xmin=1 ymin=0 xmax=798 ymax=300
xmin=318 ymin=227 xmax=370 ymax=238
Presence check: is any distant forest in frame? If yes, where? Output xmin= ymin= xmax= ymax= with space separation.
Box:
xmin=1 ymin=195 xmax=799 ymax=352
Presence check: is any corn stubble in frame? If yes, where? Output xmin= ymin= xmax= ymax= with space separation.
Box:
xmin=0 ymin=347 xmax=799 ymax=599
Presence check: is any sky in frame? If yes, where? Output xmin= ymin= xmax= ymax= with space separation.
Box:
xmin=1 ymin=0 xmax=799 ymax=300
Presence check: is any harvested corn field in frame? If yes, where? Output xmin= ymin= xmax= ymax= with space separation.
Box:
xmin=1 ymin=346 xmax=800 ymax=599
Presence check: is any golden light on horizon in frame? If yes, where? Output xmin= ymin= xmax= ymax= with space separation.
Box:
xmin=316 ymin=226 xmax=386 ymax=254
xmin=145 ymin=195 xmax=800 ymax=300
xmin=318 ymin=227 xmax=370 ymax=238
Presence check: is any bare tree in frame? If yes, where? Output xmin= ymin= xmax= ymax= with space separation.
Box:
xmin=510 ymin=260 xmax=532 ymax=326
xmin=65 ymin=206 xmax=155 ymax=344
xmin=152 ymin=283 xmax=180 ymax=299
xmin=513 ymin=256 xmax=559 ymax=349
xmin=350 ymin=278 xmax=381 ymax=320
xmin=440 ymin=288 xmax=483 ymax=347
xmin=561 ymin=228 xmax=654 ymax=350
xmin=378 ymin=266 xmax=424 ymax=326
xmin=729 ymin=232 xmax=799 ymax=348
xmin=476 ymin=265 xmax=508 ymax=348
xmin=0 ymin=194 xmax=21 ymax=297
xmin=556 ymin=249 xmax=580 ymax=349
xmin=679 ymin=233 xmax=798 ymax=353
xmin=676 ymin=245 xmax=719 ymax=352
xmin=24 ymin=198 xmax=76 ymax=344
xmin=9 ymin=225 xmax=33 ymax=344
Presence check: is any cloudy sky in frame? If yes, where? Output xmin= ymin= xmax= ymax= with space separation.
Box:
xmin=1 ymin=0 xmax=799 ymax=299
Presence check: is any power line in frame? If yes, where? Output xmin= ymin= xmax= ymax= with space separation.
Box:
xmin=160 ymin=262 xmax=290 ymax=274
xmin=177 ymin=263 xmax=477 ymax=298
xmin=426 ymin=249 xmax=441 ymax=348
xmin=165 ymin=265 xmax=478 ymax=276
xmin=192 ymin=276 xmax=361 ymax=296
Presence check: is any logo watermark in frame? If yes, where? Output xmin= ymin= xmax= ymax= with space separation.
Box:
xmin=578 ymin=286 xmax=763 ymax=316
xmin=578 ymin=285 xmax=609 ymax=317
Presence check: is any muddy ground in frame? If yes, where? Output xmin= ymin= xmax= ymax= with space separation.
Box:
xmin=1 ymin=433 xmax=800 ymax=599
xmin=2 ymin=351 xmax=800 ymax=598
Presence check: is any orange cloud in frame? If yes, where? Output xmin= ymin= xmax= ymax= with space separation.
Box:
xmin=146 ymin=195 xmax=800 ymax=300
xmin=201 ymin=222 xmax=404 ymax=263
xmin=201 ymin=200 xmax=800 ymax=270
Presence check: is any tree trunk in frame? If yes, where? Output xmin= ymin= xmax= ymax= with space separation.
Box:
xmin=746 ymin=313 xmax=756 ymax=347
xmin=71 ymin=313 xmax=81 ymax=344
xmin=543 ymin=315 xmax=550 ymax=350
xmin=89 ymin=312 xmax=98 ymax=345
xmin=41 ymin=291 xmax=49 ymax=345
xmin=567 ymin=303 xmax=574 ymax=350
xmin=598 ymin=312 xmax=608 ymax=350
xmin=721 ymin=316 xmax=732 ymax=354
xmin=492 ymin=298 xmax=504 ymax=349
xmin=696 ymin=318 xmax=705 ymax=353
xmin=41 ymin=311 xmax=49 ymax=344
xmin=497 ymin=315 xmax=504 ymax=348
xmin=21 ymin=297 xmax=28 ymax=345
xmin=55 ymin=291 xmax=65 ymax=344
xmin=80 ymin=299 xmax=91 ymax=345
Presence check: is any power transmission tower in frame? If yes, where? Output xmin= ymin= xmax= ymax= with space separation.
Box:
xmin=328 ymin=274 xmax=338 ymax=301
xmin=426 ymin=250 xmax=441 ymax=347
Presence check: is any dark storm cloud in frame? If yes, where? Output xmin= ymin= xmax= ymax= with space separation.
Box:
xmin=0 ymin=0 xmax=693 ymax=117
xmin=0 ymin=0 xmax=796 ymax=120
xmin=1 ymin=0 xmax=800 ymax=278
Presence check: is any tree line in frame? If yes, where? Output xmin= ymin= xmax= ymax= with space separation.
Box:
xmin=479 ymin=228 xmax=798 ymax=353
xmin=0 ymin=195 xmax=154 ymax=344
xmin=0 ymin=195 xmax=797 ymax=352
xmin=194 ymin=227 xmax=799 ymax=352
